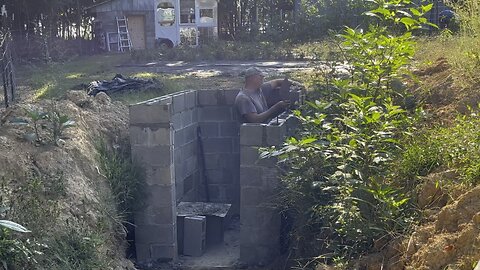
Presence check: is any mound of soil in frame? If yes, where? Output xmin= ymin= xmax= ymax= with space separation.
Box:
xmin=0 ymin=90 xmax=135 ymax=269
xmin=410 ymin=58 xmax=480 ymax=123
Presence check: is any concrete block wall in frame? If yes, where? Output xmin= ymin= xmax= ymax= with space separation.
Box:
xmin=239 ymin=115 xmax=299 ymax=265
xmin=130 ymin=96 xmax=178 ymax=263
xmin=197 ymin=89 xmax=240 ymax=214
xmin=130 ymin=89 xmax=240 ymax=263
xmin=171 ymin=90 xmax=199 ymax=202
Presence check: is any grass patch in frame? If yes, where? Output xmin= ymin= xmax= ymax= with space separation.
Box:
xmin=17 ymin=54 xmax=131 ymax=99
xmin=17 ymin=53 xmax=191 ymax=103
xmin=398 ymin=111 xmax=480 ymax=188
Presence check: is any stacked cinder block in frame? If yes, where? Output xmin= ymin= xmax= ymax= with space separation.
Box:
xmin=130 ymin=96 xmax=178 ymax=263
xmin=197 ymin=89 xmax=240 ymax=214
xmin=130 ymin=89 xmax=240 ymax=263
xmin=171 ymin=90 xmax=199 ymax=202
xmin=239 ymin=115 xmax=298 ymax=265
xmin=183 ymin=216 xmax=207 ymax=257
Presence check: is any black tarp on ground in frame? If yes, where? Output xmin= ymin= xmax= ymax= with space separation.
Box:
xmin=87 ymin=74 xmax=163 ymax=96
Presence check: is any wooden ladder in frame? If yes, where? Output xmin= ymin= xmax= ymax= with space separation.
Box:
xmin=116 ymin=16 xmax=132 ymax=52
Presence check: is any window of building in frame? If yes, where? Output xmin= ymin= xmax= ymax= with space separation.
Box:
xmin=180 ymin=0 xmax=195 ymax=24
xmin=157 ymin=1 xmax=175 ymax=26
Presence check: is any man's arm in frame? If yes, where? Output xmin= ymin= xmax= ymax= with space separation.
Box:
xmin=244 ymin=100 xmax=290 ymax=123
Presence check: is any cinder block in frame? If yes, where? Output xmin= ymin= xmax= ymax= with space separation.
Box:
xmin=232 ymin=137 xmax=240 ymax=153
xmin=224 ymin=89 xmax=240 ymax=105
xmin=199 ymin=122 xmax=219 ymax=138
xmin=262 ymin=167 xmax=280 ymax=189
xmin=135 ymin=224 xmax=176 ymax=245
xmin=207 ymin=185 xmax=221 ymax=202
xmin=185 ymin=90 xmax=197 ymax=109
xmin=265 ymin=124 xmax=286 ymax=146
xmin=205 ymin=215 xmax=225 ymax=246
xmin=220 ymin=122 xmax=240 ymax=137
xmin=181 ymin=109 xmax=194 ymax=127
xmin=240 ymin=166 xmax=263 ymax=187
xmin=172 ymin=93 xmax=186 ymax=114
xmin=183 ymin=216 xmax=206 ymax=257
xmin=240 ymin=206 xmax=279 ymax=228
xmin=199 ymin=107 xmax=233 ymax=122
xmin=130 ymin=126 xmax=173 ymax=146
xmin=192 ymin=108 xmax=199 ymax=123
xmin=240 ymin=124 xmax=265 ymax=146
xmin=204 ymin=169 xmax=224 ymax=184
xmin=135 ymin=243 xmax=151 ymax=263
xmin=144 ymin=165 xmax=175 ymax=186
xmin=203 ymin=153 xmax=235 ymax=170
xmin=184 ymin=173 xmax=195 ymax=194
xmin=174 ymin=129 xmax=186 ymax=147
xmin=176 ymin=178 xmax=184 ymax=202
xmin=130 ymin=103 xmax=172 ymax=124
xmin=132 ymin=145 xmax=173 ymax=168
xmin=156 ymin=95 xmax=173 ymax=105
xmin=174 ymin=147 xmax=183 ymax=164
xmin=171 ymin=112 xmax=183 ymax=131
xmin=240 ymin=146 xmax=260 ymax=166
xmin=182 ymin=141 xmax=197 ymax=158
xmin=175 ymin=162 xmax=187 ymax=182
xmin=241 ymin=186 xmax=268 ymax=207
xmin=202 ymin=138 xmax=234 ymax=154
xmin=240 ymin=145 xmax=275 ymax=167
xmin=135 ymin=204 xmax=176 ymax=225
xmin=151 ymin=244 xmax=177 ymax=261
xmin=147 ymin=184 xmax=176 ymax=206
xmin=184 ymin=124 xmax=197 ymax=143
xmin=197 ymin=89 xmax=219 ymax=106
xmin=185 ymin=156 xmax=197 ymax=175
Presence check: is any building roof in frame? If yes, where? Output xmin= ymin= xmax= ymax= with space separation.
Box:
xmin=85 ymin=0 xmax=115 ymax=11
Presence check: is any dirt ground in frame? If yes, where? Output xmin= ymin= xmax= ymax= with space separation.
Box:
xmin=0 ymin=91 xmax=135 ymax=269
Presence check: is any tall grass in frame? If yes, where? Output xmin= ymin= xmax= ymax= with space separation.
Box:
xmin=415 ymin=0 xmax=480 ymax=85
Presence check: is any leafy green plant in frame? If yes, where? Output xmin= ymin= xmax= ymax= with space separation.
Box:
xmin=263 ymin=0 xmax=433 ymax=265
xmin=23 ymin=103 xmax=75 ymax=145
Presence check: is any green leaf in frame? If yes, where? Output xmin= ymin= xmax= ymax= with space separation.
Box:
xmin=300 ymin=137 xmax=317 ymax=145
xmin=422 ymin=3 xmax=433 ymax=13
xmin=409 ymin=8 xmax=421 ymax=17
xmin=0 ymin=220 xmax=31 ymax=233
xmin=400 ymin=17 xmax=417 ymax=29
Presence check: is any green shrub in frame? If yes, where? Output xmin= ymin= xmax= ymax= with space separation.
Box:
xmin=263 ymin=0 xmax=433 ymax=265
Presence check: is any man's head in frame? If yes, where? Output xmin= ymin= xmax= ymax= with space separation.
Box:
xmin=244 ymin=67 xmax=265 ymax=89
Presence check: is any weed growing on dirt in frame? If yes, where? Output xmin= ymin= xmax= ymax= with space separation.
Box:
xmin=41 ymin=228 xmax=106 ymax=270
xmin=96 ymin=139 xmax=145 ymax=220
xmin=399 ymin=110 xmax=480 ymax=187
xmin=23 ymin=102 xmax=75 ymax=145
